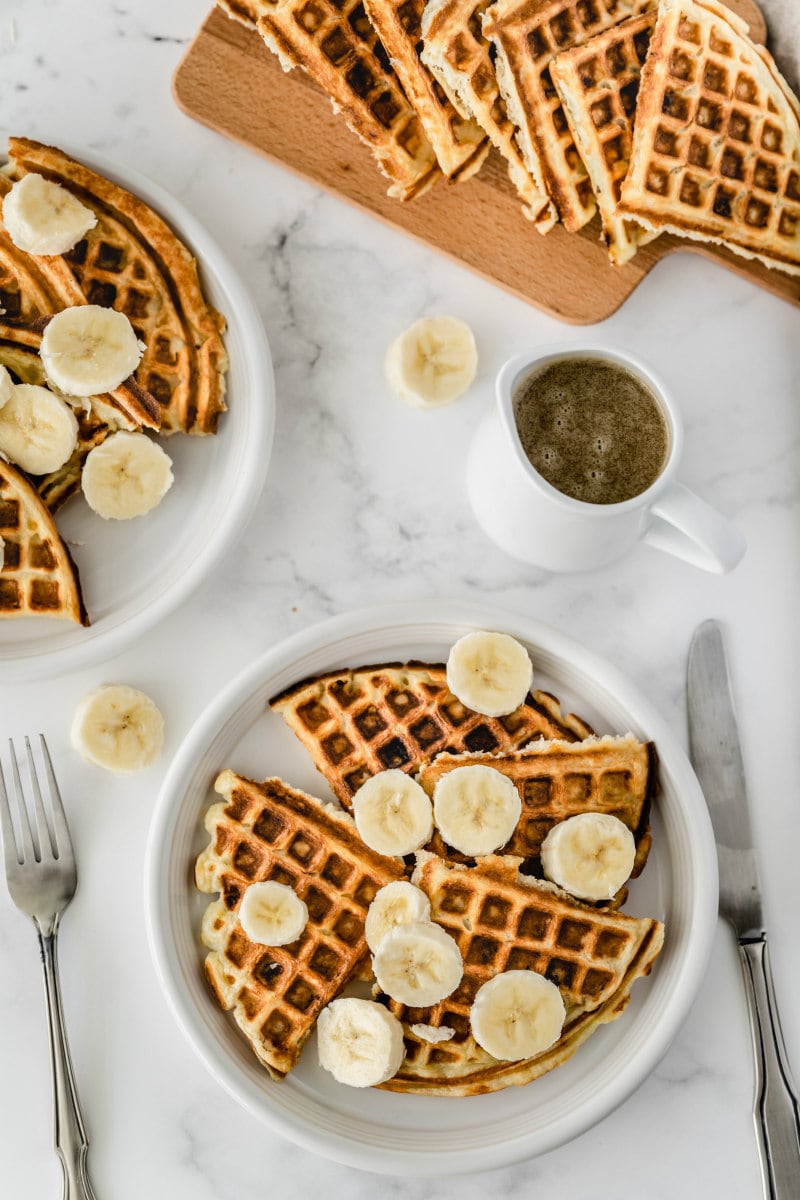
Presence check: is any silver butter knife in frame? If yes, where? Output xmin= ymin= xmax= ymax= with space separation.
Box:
xmin=688 ymin=619 xmax=800 ymax=1198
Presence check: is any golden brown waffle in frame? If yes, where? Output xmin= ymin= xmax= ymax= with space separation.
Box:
xmin=270 ymin=661 xmax=594 ymax=808
xmin=421 ymin=0 xmax=556 ymax=226
xmin=196 ymin=771 xmax=405 ymax=1078
xmin=257 ymin=0 xmax=441 ymax=200
xmin=380 ymin=853 xmax=664 ymax=1093
xmin=551 ymin=10 xmax=661 ymax=263
xmin=361 ymin=0 xmax=489 ymax=180
xmin=0 ymin=175 xmax=87 ymax=322
xmin=482 ymin=0 xmax=654 ymax=231
xmin=7 ymin=137 xmax=229 ymax=432
xmin=215 ymin=0 xmax=268 ymax=26
xmin=0 ymin=459 xmax=88 ymax=624
xmin=418 ymin=733 xmax=655 ymax=870
xmin=618 ymin=0 xmax=800 ymax=275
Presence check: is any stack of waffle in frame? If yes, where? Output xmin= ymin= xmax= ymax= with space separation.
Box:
xmin=196 ymin=660 xmax=665 ymax=1095
xmin=0 ymin=137 xmax=229 ymax=624
xmin=222 ymin=0 xmax=800 ymax=275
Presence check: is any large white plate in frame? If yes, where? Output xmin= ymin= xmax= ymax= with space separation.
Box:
xmin=145 ymin=600 xmax=718 ymax=1176
xmin=0 ymin=136 xmax=274 ymax=680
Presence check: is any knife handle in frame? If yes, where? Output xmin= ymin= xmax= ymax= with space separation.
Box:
xmin=740 ymin=936 xmax=800 ymax=1199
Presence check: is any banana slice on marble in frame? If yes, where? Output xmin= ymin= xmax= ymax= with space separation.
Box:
xmin=540 ymin=812 xmax=636 ymax=901
xmin=0 ymin=383 xmax=78 ymax=474
xmin=372 ymin=920 xmax=463 ymax=1007
xmin=2 ymin=173 xmax=97 ymax=256
xmin=446 ymin=630 xmax=533 ymax=717
xmin=238 ymin=880 xmax=309 ymax=946
xmin=0 ymin=366 xmax=14 ymax=410
xmin=470 ymin=970 xmax=565 ymax=1061
xmin=432 ymin=764 xmax=521 ymax=856
xmin=385 ymin=316 xmax=477 ymax=408
xmin=81 ymin=431 xmax=173 ymax=520
xmin=364 ymin=880 xmax=431 ymax=954
xmin=40 ymin=305 xmax=144 ymax=396
xmin=71 ymin=684 xmax=164 ymax=773
xmin=317 ymin=997 xmax=406 ymax=1088
xmin=352 ymin=769 xmax=433 ymax=858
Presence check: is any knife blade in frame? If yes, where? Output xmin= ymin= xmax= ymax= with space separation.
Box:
xmin=687 ymin=618 xmax=762 ymax=938
xmin=687 ymin=618 xmax=800 ymax=1200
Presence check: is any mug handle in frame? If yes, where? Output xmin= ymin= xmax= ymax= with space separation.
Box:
xmin=643 ymin=482 xmax=746 ymax=574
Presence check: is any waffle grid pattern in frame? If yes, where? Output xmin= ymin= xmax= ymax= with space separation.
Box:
xmin=484 ymin=0 xmax=653 ymax=230
xmin=619 ymin=0 xmax=800 ymax=271
xmin=271 ymin=663 xmax=593 ymax=807
xmin=258 ymin=0 xmax=440 ymax=199
xmin=386 ymin=855 xmax=661 ymax=1081
xmin=421 ymin=0 xmax=556 ymax=222
xmin=550 ymin=10 xmax=658 ymax=262
xmin=197 ymin=773 xmax=404 ymax=1077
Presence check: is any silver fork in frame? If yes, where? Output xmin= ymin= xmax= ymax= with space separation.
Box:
xmin=0 ymin=736 xmax=97 ymax=1200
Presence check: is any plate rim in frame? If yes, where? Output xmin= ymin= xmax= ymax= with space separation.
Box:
xmin=144 ymin=598 xmax=719 ymax=1176
xmin=0 ymin=132 xmax=275 ymax=680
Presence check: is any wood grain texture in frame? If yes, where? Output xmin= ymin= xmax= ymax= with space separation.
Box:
xmin=173 ymin=2 xmax=799 ymax=325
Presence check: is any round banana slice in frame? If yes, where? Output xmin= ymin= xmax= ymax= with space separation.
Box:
xmin=470 ymin=970 xmax=566 ymax=1061
xmin=540 ymin=812 xmax=636 ymax=901
xmin=40 ymin=305 xmax=144 ymax=397
xmin=365 ymin=880 xmax=431 ymax=953
xmin=0 ymin=366 xmax=14 ymax=410
xmin=385 ymin=316 xmax=477 ymax=408
xmin=372 ymin=920 xmax=463 ymax=1007
xmin=2 ymin=173 xmax=98 ymax=256
xmin=446 ymin=630 xmax=533 ymax=717
xmin=317 ymin=997 xmax=406 ymax=1088
xmin=0 ymin=384 xmax=78 ymax=475
xmin=71 ymin=684 xmax=164 ymax=773
xmin=433 ymin=764 xmax=521 ymax=857
xmin=81 ymin=431 xmax=173 ymax=520
xmin=238 ymin=880 xmax=308 ymax=946
xmin=352 ymin=769 xmax=434 ymax=858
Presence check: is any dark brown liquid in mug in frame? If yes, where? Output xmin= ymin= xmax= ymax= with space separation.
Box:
xmin=512 ymin=356 xmax=670 ymax=505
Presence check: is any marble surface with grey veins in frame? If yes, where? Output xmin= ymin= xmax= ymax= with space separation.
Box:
xmin=0 ymin=1 xmax=799 ymax=1197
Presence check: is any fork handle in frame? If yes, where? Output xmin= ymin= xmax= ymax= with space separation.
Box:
xmin=39 ymin=931 xmax=97 ymax=1200
xmin=740 ymin=936 xmax=800 ymax=1199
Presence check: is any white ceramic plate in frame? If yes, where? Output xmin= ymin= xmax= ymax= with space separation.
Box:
xmin=0 ymin=136 xmax=274 ymax=681
xmin=145 ymin=600 xmax=718 ymax=1176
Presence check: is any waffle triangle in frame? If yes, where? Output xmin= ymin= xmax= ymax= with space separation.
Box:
xmin=7 ymin=138 xmax=229 ymax=432
xmin=196 ymin=771 xmax=405 ymax=1078
xmin=618 ymin=0 xmax=800 ymax=275
xmin=380 ymin=853 xmax=664 ymax=1093
xmin=0 ymin=459 xmax=88 ymax=624
xmin=270 ymin=661 xmax=594 ymax=807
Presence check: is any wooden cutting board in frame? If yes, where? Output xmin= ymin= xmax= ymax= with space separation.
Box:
xmin=173 ymin=2 xmax=799 ymax=324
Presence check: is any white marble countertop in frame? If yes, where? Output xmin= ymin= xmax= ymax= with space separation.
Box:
xmin=1 ymin=1 xmax=799 ymax=1195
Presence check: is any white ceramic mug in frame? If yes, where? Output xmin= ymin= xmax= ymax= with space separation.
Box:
xmin=467 ymin=344 xmax=746 ymax=574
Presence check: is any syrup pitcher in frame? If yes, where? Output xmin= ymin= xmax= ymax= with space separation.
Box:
xmin=467 ymin=345 xmax=746 ymax=574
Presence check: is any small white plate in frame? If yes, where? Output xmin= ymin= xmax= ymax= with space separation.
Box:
xmin=0 ymin=137 xmax=274 ymax=680
xmin=145 ymin=600 xmax=718 ymax=1177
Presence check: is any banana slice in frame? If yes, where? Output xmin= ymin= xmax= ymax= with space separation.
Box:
xmin=365 ymin=881 xmax=431 ymax=953
xmin=410 ymin=1023 xmax=455 ymax=1043
xmin=446 ymin=630 xmax=533 ymax=717
xmin=317 ymin=997 xmax=406 ymax=1088
xmin=0 ymin=384 xmax=78 ymax=474
xmin=70 ymin=684 xmax=164 ymax=773
xmin=540 ymin=812 xmax=636 ymax=901
xmin=2 ymin=173 xmax=98 ymax=256
xmin=433 ymin=764 xmax=521 ymax=857
xmin=40 ymin=305 xmax=144 ymax=397
xmin=352 ymin=769 xmax=434 ymax=857
xmin=372 ymin=920 xmax=463 ymax=1007
xmin=81 ymin=431 xmax=173 ymax=520
xmin=0 ymin=366 xmax=13 ymax=410
xmin=385 ymin=316 xmax=477 ymax=408
xmin=238 ymin=880 xmax=308 ymax=946
xmin=470 ymin=970 xmax=566 ymax=1061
